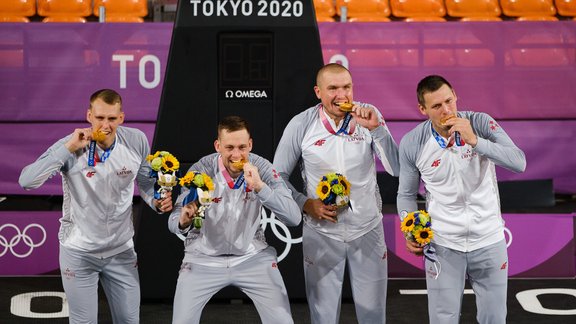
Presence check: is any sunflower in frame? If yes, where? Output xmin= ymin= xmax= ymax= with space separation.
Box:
xmin=203 ymin=174 xmax=215 ymax=191
xmin=316 ymin=180 xmax=331 ymax=200
xmin=401 ymin=214 xmax=415 ymax=233
xmin=339 ymin=175 xmax=351 ymax=196
xmin=414 ymin=227 xmax=434 ymax=245
xmin=162 ymin=154 xmax=180 ymax=172
xmin=179 ymin=171 xmax=195 ymax=187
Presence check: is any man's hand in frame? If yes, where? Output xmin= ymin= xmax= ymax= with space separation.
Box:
xmin=154 ymin=191 xmax=173 ymax=213
xmin=303 ymin=199 xmax=338 ymax=223
xmin=443 ymin=116 xmax=478 ymax=147
xmin=179 ymin=201 xmax=198 ymax=229
xmin=243 ymin=163 xmax=265 ymax=192
xmin=350 ymin=105 xmax=380 ymax=131
xmin=65 ymin=128 xmax=92 ymax=152
xmin=406 ymin=240 xmax=424 ymax=256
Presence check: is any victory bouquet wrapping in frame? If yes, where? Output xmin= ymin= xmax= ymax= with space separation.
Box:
xmin=401 ymin=210 xmax=440 ymax=278
xmin=179 ymin=171 xmax=215 ymax=229
xmin=146 ymin=151 xmax=180 ymax=199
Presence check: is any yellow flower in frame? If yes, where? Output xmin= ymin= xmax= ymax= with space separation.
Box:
xmin=316 ymin=181 xmax=330 ymax=200
xmin=179 ymin=172 xmax=194 ymax=187
xmin=325 ymin=173 xmax=338 ymax=183
xmin=339 ymin=175 xmax=351 ymax=196
xmin=414 ymin=227 xmax=433 ymax=245
xmin=203 ymin=174 xmax=215 ymax=191
xmin=146 ymin=151 xmax=160 ymax=162
xmin=162 ymin=154 xmax=180 ymax=172
xmin=401 ymin=214 xmax=415 ymax=233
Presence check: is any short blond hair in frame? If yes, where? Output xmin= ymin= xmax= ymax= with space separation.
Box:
xmin=316 ymin=63 xmax=351 ymax=86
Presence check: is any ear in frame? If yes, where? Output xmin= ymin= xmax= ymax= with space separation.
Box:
xmin=314 ymin=85 xmax=321 ymax=99
xmin=418 ymin=104 xmax=427 ymax=116
xmin=248 ymin=138 xmax=253 ymax=152
xmin=214 ymin=139 xmax=220 ymax=153
xmin=86 ymin=109 xmax=92 ymax=123
xmin=118 ymin=112 xmax=125 ymax=125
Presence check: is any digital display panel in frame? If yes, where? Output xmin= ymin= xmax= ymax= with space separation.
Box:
xmin=219 ymin=32 xmax=273 ymax=98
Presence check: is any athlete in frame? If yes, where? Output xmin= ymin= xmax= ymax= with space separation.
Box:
xmin=273 ymin=63 xmax=400 ymax=324
xmin=397 ymin=75 xmax=526 ymax=324
xmin=19 ymin=89 xmax=172 ymax=323
xmin=169 ymin=116 xmax=300 ymax=324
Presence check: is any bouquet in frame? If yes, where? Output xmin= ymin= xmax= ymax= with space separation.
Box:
xmin=146 ymin=151 xmax=180 ymax=199
xmin=400 ymin=210 xmax=434 ymax=245
xmin=400 ymin=209 xmax=440 ymax=278
xmin=316 ymin=173 xmax=351 ymax=209
xmin=179 ymin=171 xmax=215 ymax=229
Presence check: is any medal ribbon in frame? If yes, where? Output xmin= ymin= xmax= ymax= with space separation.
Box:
xmin=88 ymin=140 xmax=115 ymax=167
xmin=431 ymin=124 xmax=464 ymax=148
xmin=218 ymin=156 xmax=251 ymax=192
xmin=319 ymin=105 xmax=356 ymax=135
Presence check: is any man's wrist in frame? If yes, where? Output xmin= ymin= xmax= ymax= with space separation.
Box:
xmin=178 ymin=221 xmax=189 ymax=230
xmin=253 ymin=181 xmax=265 ymax=192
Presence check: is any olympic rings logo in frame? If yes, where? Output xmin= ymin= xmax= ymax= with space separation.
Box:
xmin=176 ymin=208 xmax=302 ymax=262
xmin=504 ymin=227 xmax=513 ymax=248
xmin=0 ymin=224 xmax=47 ymax=258
xmin=260 ymin=207 xmax=302 ymax=262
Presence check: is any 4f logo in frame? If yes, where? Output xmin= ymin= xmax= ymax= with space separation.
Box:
xmin=314 ymin=139 xmax=326 ymax=146
xmin=86 ymin=171 xmax=96 ymax=178
xmin=431 ymin=159 xmax=441 ymax=168
xmin=212 ymin=197 xmax=222 ymax=203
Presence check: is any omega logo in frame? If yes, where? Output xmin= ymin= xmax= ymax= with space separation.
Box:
xmin=225 ymin=89 xmax=268 ymax=99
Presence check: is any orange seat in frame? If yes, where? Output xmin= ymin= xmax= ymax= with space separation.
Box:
xmin=94 ymin=0 xmax=148 ymax=23
xmin=445 ymin=0 xmax=502 ymax=21
xmin=37 ymin=0 xmax=92 ymax=22
xmin=404 ymin=16 xmax=446 ymax=22
xmin=0 ymin=0 xmax=35 ymax=22
xmin=43 ymin=16 xmax=87 ymax=23
xmin=555 ymin=0 xmax=576 ymax=16
xmin=337 ymin=0 xmax=391 ymax=22
xmin=461 ymin=16 xmax=502 ymax=21
xmin=0 ymin=16 xmax=30 ymax=22
xmin=390 ymin=0 xmax=446 ymax=20
xmin=516 ymin=15 xmax=559 ymax=20
xmin=500 ymin=0 xmax=557 ymax=20
xmin=314 ymin=0 xmax=336 ymax=22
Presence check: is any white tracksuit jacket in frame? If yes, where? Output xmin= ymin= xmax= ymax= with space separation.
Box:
xmin=273 ymin=103 xmax=400 ymax=242
xmin=397 ymin=111 xmax=526 ymax=252
xmin=19 ymin=126 xmax=156 ymax=258
xmin=168 ymin=153 xmax=301 ymax=267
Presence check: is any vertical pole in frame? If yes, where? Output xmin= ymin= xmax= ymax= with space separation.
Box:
xmin=99 ymin=6 xmax=106 ymax=23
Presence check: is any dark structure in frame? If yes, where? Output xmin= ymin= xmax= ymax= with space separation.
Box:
xmin=136 ymin=0 xmax=324 ymax=299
